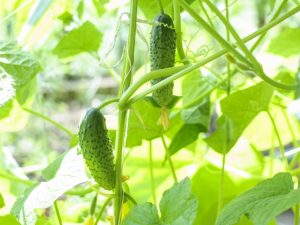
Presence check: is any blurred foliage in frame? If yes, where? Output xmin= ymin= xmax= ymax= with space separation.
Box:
xmin=0 ymin=0 xmax=299 ymax=224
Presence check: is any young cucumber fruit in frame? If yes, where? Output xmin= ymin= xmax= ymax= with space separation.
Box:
xmin=150 ymin=13 xmax=176 ymax=107
xmin=78 ymin=108 xmax=115 ymax=190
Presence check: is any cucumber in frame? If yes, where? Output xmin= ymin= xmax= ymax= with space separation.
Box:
xmin=150 ymin=13 xmax=176 ymax=107
xmin=78 ymin=108 xmax=115 ymax=190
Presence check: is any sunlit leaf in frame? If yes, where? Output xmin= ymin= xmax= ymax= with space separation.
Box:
xmin=268 ymin=28 xmax=300 ymax=57
xmin=11 ymin=148 xmax=88 ymax=225
xmin=53 ymin=21 xmax=102 ymax=58
xmin=122 ymin=177 xmax=198 ymax=225
xmin=205 ymin=82 xmax=274 ymax=154
xmin=126 ymin=100 xmax=163 ymax=147
xmin=216 ymin=173 xmax=300 ymax=225
xmin=169 ymin=124 xmax=203 ymax=155
xmin=0 ymin=42 xmax=41 ymax=87
xmin=0 ymin=214 xmax=20 ymax=225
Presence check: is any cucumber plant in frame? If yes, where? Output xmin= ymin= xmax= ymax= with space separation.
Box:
xmin=4 ymin=1 xmax=300 ymax=225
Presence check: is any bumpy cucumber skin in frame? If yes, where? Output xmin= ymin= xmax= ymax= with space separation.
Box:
xmin=150 ymin=13 xmax=176 ymax=107
xmin=79 ymin=108 xmax=115 ymax=190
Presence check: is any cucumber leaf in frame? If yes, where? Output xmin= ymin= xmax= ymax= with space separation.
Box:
xmin=122 ymin=177 xmax=198 ymax=225
xmin=205 ymin=82 xmax=274 ymax=154
xmin=216 ymin=173 xmax=300 ymax=225
xmin=53 ymin=21 xmax=102 ymax=58
xmin=268 ymin=28 xmax=300 ymax=57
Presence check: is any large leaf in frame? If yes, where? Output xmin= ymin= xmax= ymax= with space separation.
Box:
xmin=0 ymin=42 xmax=40 ymax=120
xmin=0 ymin=42 xmax=41 ymax=87
xmin=268 ymin=28 xmax=300 ymax=57
xmin=0 ymin=215 xmax=21 ymax=225
xmin=11 ymin=148 xmax=88 ymax=225
xmin=216 ymin=173 xmax=300 ymax=225
xmin=168 ymin=97 xmax=210 ymax=155
xmin=168 ymin=124 xmax=203 ymax=155
xmin=122 ymin=177 xmax=198 ymax=225
xmin=53 ymin=21 xmax=102 ymax=58
xmin=126 ymin=100 xmax=163 ymax=147
xmin=139 ymin=0 xmax=195 ymax=19
xmin=205 ymin=82 xmax=274 ymax=154
xmin=182 ymin=70 xmax=215 ymax=108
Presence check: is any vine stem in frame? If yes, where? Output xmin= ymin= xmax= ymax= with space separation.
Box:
xmin=97 ymin=98 xmax=119 ymax=110
xmin=22 ymin=107 xmax=74 ymax=137
xmin=157 ymin=0 xmax=164 ymax=14
xmin=218 ymin=0 xmax=230 ymax=214
xmin=114 ymin=0 xmax=138 ymax=224
xmin=295 ymin=177 xmax=300 ymax=225
xmin=266 ymin=110 xmax=289 ymax=171
xmin=250 ymin=0 xmax=288 ymax=52
xmin=161 ymin=135 xmax=178 ymax=183
xmin=119 ymin=5 xmax=300 ymax=108
xmin=196 ymin=0 xmax=296 ymax=90
xmin=177 ymin=0 xmax=251 ymax=67
xmin=149 ymin=141 xmax=157 ymax=205
xmin=54 ymin=201 xmax=63 ymax=225
xmin=173 ymin=0 xmax=188 ymax=64
xmin=95 ymin=197 xmax=113 ymax=225
xmin=282 ymin=109 xmax=298 ymax=148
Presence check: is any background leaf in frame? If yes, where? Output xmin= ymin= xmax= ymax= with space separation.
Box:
xmin=205 ymin=82 xmax=274 ymax=154
xmin=0 ymin=42 xmax=41 ymax=87
xmin=0 ymin=193 xmax=5 ymax=208
xmin=122 ymin=177 xmax=198 ymax=225
xmin=216 ymin=173 xmax=300 ymax=225
xmin=0 ymin=215 xmax=21 ymax=225
xmin=126 ymin=100 xmax=163 ymax=147
xmin=11 ymin=148 xmax=88 ymax=225
xmin=53 ymin=21 xmax=102 ymax=58
xmin=268 ymin=28 xmax=300 ymax=57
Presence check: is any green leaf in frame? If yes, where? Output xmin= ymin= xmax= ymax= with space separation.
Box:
xmin=11 ymin=148 xmax=88 ymax=225
xmin=181 ymin=97 xmax=210 ymax=125
xmin=126 ymin=100 xmax=163 ymax=147
xmin=0 ymin=99 xmax=13 ymax=119
xmin=0 ymin=43 xmax=40 ymax=120
xmin=168 ymin=124 xmax=203 ymax=155
xmin=0 ymin=42 xmax=41 ymax=87
xmin=216 ymin=172 xmax=300 ymax=225
xmin=122 ymin=203 xmax=161 ymax=225
xmin=139 ymin=0 xmax=173 ymax=19
xmin=182 ymin=70 xmax=215 ymax=108
xmin=0 ymin=193 xmax=5 ymax=208
xmin=57 ymin=11 xmax=73 ymax=25
xmin=139 ymin=0 xmax=195 ymax=19
xmin=268 ymin=28 xmax=300 ymax=57
xmin=77 ymin=0 xmax=84 ymax=19
xmin=0 ymin=215 xmax=21 ymax=225
xmin=122 ymin=177 xmax=198 ymax=225
xmin=42 ymin=151 xmax=68 ymax=180
xmin=53 ymin=21 xmax=102 ymax=58
xmin=159 ymin=178 xmax=198 ymax=224
xmin=205 ymin=82 xmax=274 ymax=154
xmin=92 ymin=0 xmax=109 ymax=16
xmin=16 ymin=77 xmax=36 ymax=106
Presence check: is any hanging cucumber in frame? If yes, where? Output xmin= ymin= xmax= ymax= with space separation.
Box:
xmin=78 ymin=108 xmax=115 ymax=190
xmin=150 ymin=13 xmax=176 ymax=107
